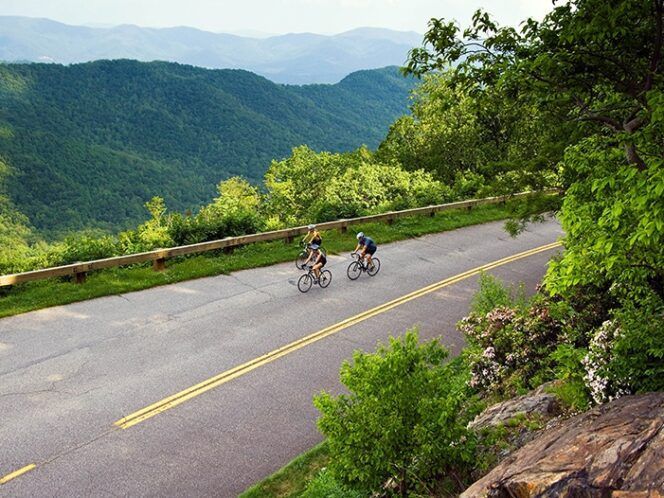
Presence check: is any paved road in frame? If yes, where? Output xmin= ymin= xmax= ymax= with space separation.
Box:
xmin=0 ymin=219 xmax=563 ymax=497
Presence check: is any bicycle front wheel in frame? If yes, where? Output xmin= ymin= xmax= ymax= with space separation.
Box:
xmin=295 ymin=251 xmax=308 ymax=270
xmin=319 ymin=269 xmax=332 ymax=288
xmin=347 ymin=261 xmax=361 ymax=280
xmin=298 ymin=273 xmax=313 ymax=293
xmin=367 ymin=257 xmax=381 ymax=276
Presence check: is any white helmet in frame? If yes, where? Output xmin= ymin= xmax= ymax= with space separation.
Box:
xmin=308 ymin=224 xmax=316 ymax=230
xmin=356 ymin=232 xmax=364 ymax=240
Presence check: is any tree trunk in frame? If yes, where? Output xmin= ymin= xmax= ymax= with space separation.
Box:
xmin=624 ymin=142 xmax=647 ymax=171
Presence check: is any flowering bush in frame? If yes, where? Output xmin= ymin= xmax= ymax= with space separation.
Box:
xmin=460 ymin=299 xmax=563 ymax=395
xmin=582 ymin=320 xmax=630 ymax=404
xmin=460 ymin=273 xmax=663 ymax=408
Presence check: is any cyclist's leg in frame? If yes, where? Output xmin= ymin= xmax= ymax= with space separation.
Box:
xmin=313 ymin=262 xmax=322 ymax=279
xmin=359 ymin=247 xmax=367 ymax=266
xmin=367 ymin=246 xmax=376 ymax=267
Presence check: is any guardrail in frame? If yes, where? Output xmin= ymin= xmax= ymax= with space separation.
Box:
xmin=0 ymin=190 xmax=557 ymax=287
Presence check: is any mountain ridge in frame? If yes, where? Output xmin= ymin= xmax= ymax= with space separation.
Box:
xmin=0 ymin=16 xmax=422 ymax=84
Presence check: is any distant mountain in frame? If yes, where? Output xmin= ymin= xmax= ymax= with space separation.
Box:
xmin=0 ymin=16 xmax=422 ymax=84
xmin=0 ymin=60 xmax=416 ymax=235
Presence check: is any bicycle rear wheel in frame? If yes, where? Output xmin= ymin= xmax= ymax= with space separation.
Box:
xmin=347 ymin=261 xmax=361 ymax=280
xmin=295 ymin=250 xmax=308 ymax=270
xmin=367 ymin=258 xmax=381 ymax=276
xmin=319 ymin=269 xmax=332 ymax=288
xmin=298 ymin=273 xmax=313 ymax=293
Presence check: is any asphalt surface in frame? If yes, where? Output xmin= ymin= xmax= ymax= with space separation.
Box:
xmin=0 ymin=218 xmax=563 ymax=497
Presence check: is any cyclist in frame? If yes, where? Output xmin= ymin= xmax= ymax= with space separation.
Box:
xmin=304 ymin=244 xmax=327 ymax=281
xmin=302 ymin=224 xmax=322 ymax=256
xmin=353 ymin=232 xmax=377 ymax=269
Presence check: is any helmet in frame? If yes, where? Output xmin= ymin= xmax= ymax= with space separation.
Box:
xmin=356 ymin=232 xmax=364 ymax=240
xmin=310 ymin=244 xmax=320 ymax=250
xmin=307 ymin=224 xmax=316 ymax=230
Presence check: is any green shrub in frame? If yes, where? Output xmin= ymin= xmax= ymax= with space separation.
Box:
xmin=610 ymin=297 xmax=664 ymax=393
xmin=470 ymin=272 xmax=527 ymax=316
xmin=314 ymin=330 xmax=476 ymax=496
xmin=451 ymin=170 xmax=486 ymax=199
xmin=265 ymin=145 xmax=452 ymax=226
xmin=56 ymin=231 xmax=120 ymax=264
xmin=547 ymin=344 xmax=590 ymax=411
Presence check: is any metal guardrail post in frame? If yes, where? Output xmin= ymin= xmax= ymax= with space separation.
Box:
xmin=153 ymin=258 xmax=166 ymax=272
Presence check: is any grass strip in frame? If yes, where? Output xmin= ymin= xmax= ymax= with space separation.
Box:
xmin=239 ymin=442 xmax=330 ymax=498
xmin=0 ymin=197 xmax=558 ymax=318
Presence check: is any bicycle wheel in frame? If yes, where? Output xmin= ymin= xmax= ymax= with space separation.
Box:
xmin=319 ymin=269 xmax=332 ymax=288
xmin=298 ymin=273 xmax=313 ymax=293
xmin=367 ymin=258 xmax=381 ymax=276
xmin=295 ymin=251 xmax=308 ymax=270
xmin=347 ymin=261 xmax=361 ymax=280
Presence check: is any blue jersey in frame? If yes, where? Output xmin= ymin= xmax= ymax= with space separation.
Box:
xmin=361 ymin=236 xmax=376 ymax=249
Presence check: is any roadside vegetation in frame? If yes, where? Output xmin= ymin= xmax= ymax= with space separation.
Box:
xmin=242 ymin=0 xmax=663 ymax=495
xmin=0 ymin=144 xmax=555 ymax=277
xmin=240 ymin=443 xmax=331 ymax=498
xmin=0 ymin=197 xmax=553 ymax=318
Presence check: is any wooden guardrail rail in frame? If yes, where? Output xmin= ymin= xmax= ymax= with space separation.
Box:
xmin=0 ymin=190 xmax=557 ymax=287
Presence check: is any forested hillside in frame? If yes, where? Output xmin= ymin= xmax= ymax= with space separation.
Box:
xmin=0 ymin=61 xmax=415 ymax=235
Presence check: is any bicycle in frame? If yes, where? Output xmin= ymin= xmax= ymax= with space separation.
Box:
xmin=347 ymin=252 xmax=380 ymax=280
xmin=295 ymin=240 xmax=327 ymax=269
xmin=298 ymin=265 xmax=332 ymax=293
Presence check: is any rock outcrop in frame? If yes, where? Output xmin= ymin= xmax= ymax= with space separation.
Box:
xmin=468 ymin=383 xmax=560 ymax=430
xmin=462 ymin=392 xmax=664 ymax=497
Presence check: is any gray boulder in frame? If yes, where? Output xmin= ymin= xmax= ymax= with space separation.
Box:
xmin=468 ymin=383 xmax=560 ymax=431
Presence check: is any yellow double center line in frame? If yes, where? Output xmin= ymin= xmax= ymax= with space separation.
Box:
xmin=0 ymin=464 xmax=36 ymax=485
xmin=114 ymin=241 xmax=561 ymax=430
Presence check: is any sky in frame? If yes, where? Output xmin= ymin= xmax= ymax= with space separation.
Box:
xmin=0 ymin=0 xmax=555 ymax=35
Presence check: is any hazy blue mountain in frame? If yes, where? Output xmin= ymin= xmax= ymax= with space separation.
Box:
xmin=0 ymin=16 xmax=422 ymax=83
xmin=0 ymin=60 xmax=416 ymax=234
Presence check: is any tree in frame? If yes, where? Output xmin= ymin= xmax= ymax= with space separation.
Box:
xmin=196 ymin=176 xmax=264 ymax=237
xmin=264 ymin=146 xmax=348 ymax=226
xmin=405 ymin=0 xmax=663 ymax=395
xmin=133 ymin=196 xmax=174 ymax=250
xmin=404 ymin=0 xmax=663 ymax=169
xmin=314 ymin=331 xmax=475 ymax=496
xmin=202 ymin=177 xmax=262 ymax=218
xmin=264 ymin=145 xmax=449 ymax=225
xmin=377 ymin=71 xmax=570 ymax=196
xmin=377 ymin=74 xmax=485 ymax=181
